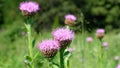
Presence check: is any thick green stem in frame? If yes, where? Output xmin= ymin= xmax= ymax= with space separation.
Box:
xmin=25 ymin=24 xmax=34 ymax=68
xmin=27 ymin=25 xmax=33 ymax=58
xmin=60 ymin=48 xmax=65 ymax=68
xmin=99 ymin=39 xmax=103 ymax=68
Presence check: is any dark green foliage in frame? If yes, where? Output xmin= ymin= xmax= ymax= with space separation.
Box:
xmin=1 ymin=0 xmax=120 ymax=32
xmin=24 ymin=55 xmax=32 ymax=67
xmin=80 ymin=0 xmax=120 ymax=30
xmin=32 ymin=39 xmax=36 ymax=48
xmin=0 ymin=0 xmax=4 ymax=25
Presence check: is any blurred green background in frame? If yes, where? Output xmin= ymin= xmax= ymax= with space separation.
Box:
xmin=0 ymin=0 xmax=120 ymax=68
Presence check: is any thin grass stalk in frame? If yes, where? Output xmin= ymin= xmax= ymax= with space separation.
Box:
xmin=81 ymin=13 xmax=85 ymax=68
xmin=104 ymin=49 xmax=107 ymax=68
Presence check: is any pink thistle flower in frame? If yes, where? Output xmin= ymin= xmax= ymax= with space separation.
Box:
xmin=19 ymin=1 xmax=39 ymax=15
xmin=52 ymin=28 xmax=74 ymax=48
xmin=96 ymin=29 xmax=105 ymax=39
xmin=96 ymin=29 xmax=105 ymax=33
xmin=103 ymin=42 xmax=108 ymax=47
xmin=114 ymin=56 xmax=119 ymax=61
xmin=86 ymin=37 xmax=93 ymax=43
xmin=68 ymin=48 xmax=73 ymax=53
xmin=65 ymin=14 xmax=77 ymax=21
xmin=38 ymin=39 xmax=60 ymax=58
xmin=116 ymin=64 xmax=120 ymax=68
xmin=103 ymin=42 xmax=108 ymax=50
xmin=65 ymin=14 xmax=77 ymax=26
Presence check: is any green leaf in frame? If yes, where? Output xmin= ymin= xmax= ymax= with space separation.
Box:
xmin=24 ymin=23 xmax=31 ymax=31
xmin=24 ymin=55 xmax=32 ymax=62
xmin=24 ymin=55 xmax=32 ymax=67
xmin=64 ymin=51 xmax=70 ymax=57
xmin=32 ymin=39 xmax=36 ymax=48
xmin=52 ymin=62 xmax=59 ymax=67
xmin=24 ymin=60 xmax=31 ymax=67
xmin=64 ymin=53 xmax=72 ymax=68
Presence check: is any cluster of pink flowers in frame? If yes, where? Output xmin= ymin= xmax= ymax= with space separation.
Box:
xmin=35 ymin=13 xmax=76 ymax=57
xmin=37 ymin=28 xmax=74 ymax=57
xmin=19 ymin=1 xmax=39 ymax=15
xmin=19 ymin=1 xmax=115 ymax=67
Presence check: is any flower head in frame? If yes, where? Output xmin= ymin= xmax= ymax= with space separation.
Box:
xmin=52 ymin=28 xmax=74 ymax=48
xmin=65 ymin=14 xmax=77 ymax=26
xmin=38 ymin=39 xmax=60 ymax=58
xmin=102 ymin=42 xmax=108 ymax=50
xmin=96 ymin=29 xmax=105 ymax=39
xmin=19 ymin=1 xmax=39 ymax=15
xmin=103 ymin=42 xmax=108 ymax=47
xmin=52 ymin=28 xmax=74 ymax=41
xmin=114 ymin=56 xmax=119 ymax=61
xmin=96 ymin=29 xmax=105 ymax=34
xmin=86 ymin=37 xmax=93 ymax=43
xmin=65 ymin=14 xmax=77 ymax=21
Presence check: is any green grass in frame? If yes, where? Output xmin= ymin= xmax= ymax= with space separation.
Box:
xmin=0 ymin=27 xmax=120 ymax=68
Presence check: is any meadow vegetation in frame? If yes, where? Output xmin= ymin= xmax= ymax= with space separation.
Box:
xmin=0 ymin=0 xmax=120 ymax=68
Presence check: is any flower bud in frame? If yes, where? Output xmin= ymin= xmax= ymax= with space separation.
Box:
xmin=103 ymin=42 xmax=108 ymax=50
xmin=96 ymin=29 xmax=105 ymax=39
xmin=68 ymin=48 xmax=73 ymax=53
xmin=65 ymin=14 xmax=77 ymax=26
xmin=86 ymin=37 xmax=93 ymax=43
